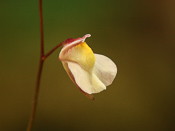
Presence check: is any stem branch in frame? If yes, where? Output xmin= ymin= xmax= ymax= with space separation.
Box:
xmin=42 ymin=42 xmax=63 ymax=60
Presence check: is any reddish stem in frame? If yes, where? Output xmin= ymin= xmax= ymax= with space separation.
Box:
xmin=39 ymin=0 xmax=44 ymax=57
xmin=27 ymin=0 xmax=44 ymax=131
xmin=27 ymin=60 xmax=44 ymax=131
xmin=27 ymin=0 xmax=63 ymax=130
xmin=42 ymin=42 xmax=63 ymax=60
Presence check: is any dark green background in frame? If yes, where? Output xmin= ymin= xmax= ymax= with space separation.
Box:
xmin=0 ymin=0 xmax=175 ymax=131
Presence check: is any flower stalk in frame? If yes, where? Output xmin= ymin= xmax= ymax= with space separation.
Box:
xmin=26 ymin=0 xmax=62 ymax=130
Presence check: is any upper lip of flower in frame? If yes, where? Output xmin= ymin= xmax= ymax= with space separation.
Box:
xmin=62 ymin=34 xmax=91 ymax=50
xmin=62 ymin=38 xmax=82 ymax=52
xmin=59 ymin=34 xmax=91 ymax=59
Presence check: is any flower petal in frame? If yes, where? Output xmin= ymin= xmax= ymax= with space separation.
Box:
xmin=62 ymin=61 xmax=94 ymax=100
xmin=67 ymin=61 xmax=106 ymax=94
xmin=93 ymin=54 xmax=117 ymax=86
xmin=59 ymin=42 xmax=95 ymax=71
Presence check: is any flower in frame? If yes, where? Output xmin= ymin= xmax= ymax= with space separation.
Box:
xmin=59 ymin=34 xmax=117 ymax=99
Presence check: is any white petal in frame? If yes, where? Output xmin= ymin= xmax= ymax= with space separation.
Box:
xmin=67 ymin=62 xmax=106 ymax=94
xmin=62 ymin=61 xmax=94 ymax=99
xmin=93 ymin=54 xmax=117 ymax=86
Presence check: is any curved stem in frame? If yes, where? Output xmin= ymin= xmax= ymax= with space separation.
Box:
xmin=42 ymin=42 xmax=63 ymax=60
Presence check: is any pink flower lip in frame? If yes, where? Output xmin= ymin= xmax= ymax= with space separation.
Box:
xmin=62 ymin=34 xmax=91 ymax=50
xmin=62 ymin=37 xmax=81 ymax=48
xmin=64 ymin=38 xmax=80 ymax=44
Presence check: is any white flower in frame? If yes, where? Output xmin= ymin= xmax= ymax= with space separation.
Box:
xmin=59 ymin=34 xmax=117 ymax=99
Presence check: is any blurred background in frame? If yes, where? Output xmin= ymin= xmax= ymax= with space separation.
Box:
xmin=0 ymin=0 xmax=175 ymax=131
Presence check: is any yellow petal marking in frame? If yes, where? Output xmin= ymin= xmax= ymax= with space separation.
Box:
xmin=64 ymin=42 xmax=95 ymax=70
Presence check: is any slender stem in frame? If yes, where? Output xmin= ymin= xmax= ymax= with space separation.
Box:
xmin=27 ymin=0 xmax=44 ymax=130
xmin=27 ymin=0 xmax=63 ymax=130
xmin=39 ymin=0 xmax=44 ymax=57
xmin=27 ymin=60 xmax=44 ymax=131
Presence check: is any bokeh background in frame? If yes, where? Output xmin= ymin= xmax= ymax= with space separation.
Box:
xmin=0 ymin=0 xmax=175 ymax=131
